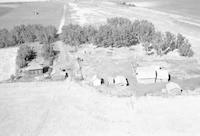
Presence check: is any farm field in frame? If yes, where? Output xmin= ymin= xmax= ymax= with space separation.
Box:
xmin=0 ymin=1 xmax=64 ymax=29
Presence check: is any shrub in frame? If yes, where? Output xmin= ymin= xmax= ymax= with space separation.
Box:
xmin=16 ymin=45 xmax=36 ymax=68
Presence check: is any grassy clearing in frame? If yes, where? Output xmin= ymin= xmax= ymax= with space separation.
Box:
xmin=0 ymin=1 xmax=63 ymax=29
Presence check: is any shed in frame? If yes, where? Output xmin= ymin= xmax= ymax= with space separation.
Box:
xmin=107 ymin=77 xmax=115 ymax=85
xmin=91 ymin=75 xmax=104 ymax=86
xmin=166 ymin=82 xmax=182 ymax=95
xmin=24 ymin=62 xmax=44 ymax=75
xmin=51 ymin=70 xmax=68 ymax=81
xmin=156 ymin=69 xmax=169 ymax=83
xmin=115 ymin=76 xmax=128 ymax=86
xmin=136 ymin=67 xmax=157 ymax=84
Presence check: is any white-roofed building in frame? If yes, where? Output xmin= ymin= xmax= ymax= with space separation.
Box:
xmin=136 ymin=66 xmax=157 ymax=84
xmin=156 ymin=69 xmax=169 ymax=83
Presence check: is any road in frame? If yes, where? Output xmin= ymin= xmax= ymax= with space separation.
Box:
xmin=57 ymin=4 xmax=67 ymax=34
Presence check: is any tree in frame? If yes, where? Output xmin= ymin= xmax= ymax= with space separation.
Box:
xmin=175 ymin=33 xmax=193 ymax=57
xmin=0 ymin=29 xmax=15 ymax=48
xmin=82 ymin=25 xmax=97 ymax=43
xmin=61 ymin=24 xmax=87 ymax=46
xmin=11 ymin=25 xmax=25 ymax=44
xmin=163 ymin=32 xmax=176 ymax=52
xmin=135 ymin=20 xmax=155 ymax=43
xmin=151 ymin=31 xmax=164 ymax=55
xmin=178 ymin=39 xmax=194 ymax=57
xmin=94 ymin=24 xmax=114 ymax=47
xmin=41 ymin=43 xmax=55 ymax=60
xmin=16 ymin=45 xmax=36 ymax=68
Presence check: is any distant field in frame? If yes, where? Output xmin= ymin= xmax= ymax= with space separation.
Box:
xmin=0 ymin=7 xmax=13 ymax=16
xmin=0 ymin=1 xmax=63 ymax=29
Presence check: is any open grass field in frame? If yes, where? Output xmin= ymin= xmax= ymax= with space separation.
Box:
xmin=0 ymin=1 xmax=64 ymax=29
xmin=0 ymin=81 xmax=200 ymax=136
xmin=0 ymin=47 xmax=18 ymax=82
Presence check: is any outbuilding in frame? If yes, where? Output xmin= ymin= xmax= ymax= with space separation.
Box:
xmin=115 ymin=76 xmax=128 ymax=86
xmin=91 ymin=75 xmax=104 ymax=86
xmin=23 ymin=62 xmax=45 ymax=76
xmin=156 ymin=69 xmax=170 ymax=83
xmin=136 ymin=66 xmax=170 ymax=84
xmin=107 ymin=77 xmax=115 ymax=85
xmin=136 ymin=66 xmax=157 ymax=84
xmin=166 ymin=82 xmax=182 ymax=95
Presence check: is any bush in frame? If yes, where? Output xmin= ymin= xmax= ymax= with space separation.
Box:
xmin=16 ymin=45 xmax=36 ymax=68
